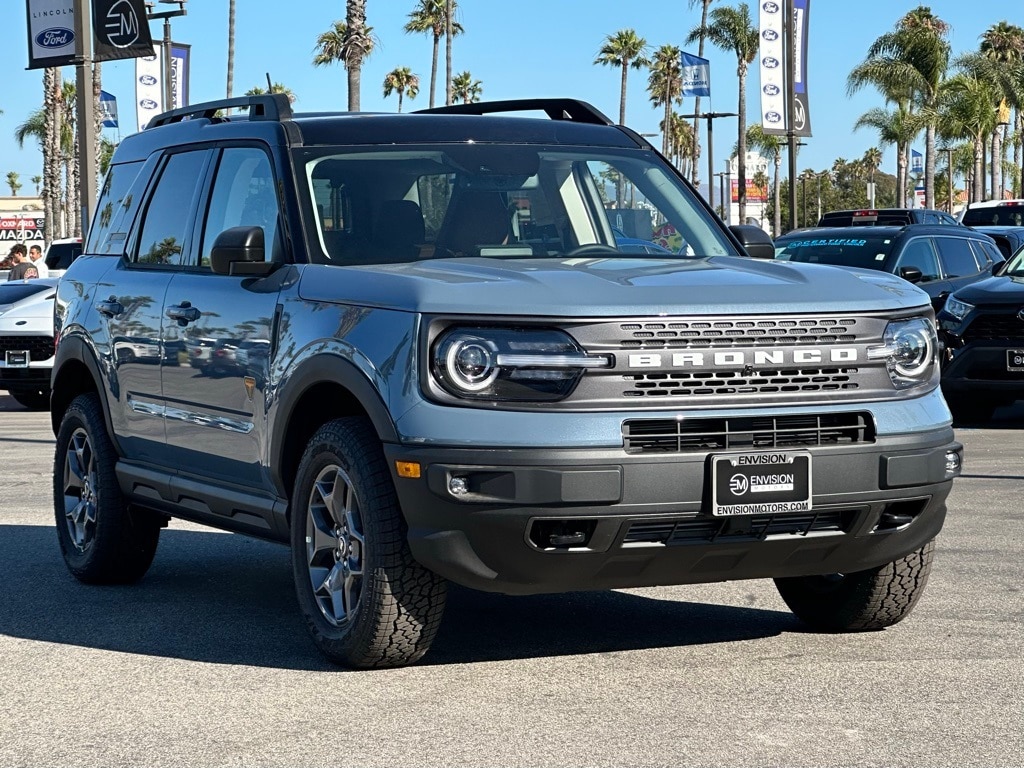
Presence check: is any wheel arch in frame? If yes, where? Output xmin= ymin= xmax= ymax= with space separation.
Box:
xmin=50 ymin=334 xmax=111 ymax=440
xmin=271 ymin=354 xmax=399 ymax=504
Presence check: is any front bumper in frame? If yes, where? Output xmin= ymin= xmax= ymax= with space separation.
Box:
xmin=0 ymin=364 xmax=52 ymax=392
xmin=385 ymin=427 xmax=961 ymax=595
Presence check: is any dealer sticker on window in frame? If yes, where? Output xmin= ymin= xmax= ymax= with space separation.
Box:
xmin=710 ymin=451 xmax=812 ymax=516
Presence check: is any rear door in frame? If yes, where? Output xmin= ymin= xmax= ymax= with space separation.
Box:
xmin=159 ymin=145 xmax=284 ymax=489
xmin=935 ymin=234 xmax=989 ymax=297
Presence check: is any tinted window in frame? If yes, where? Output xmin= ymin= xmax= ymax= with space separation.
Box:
xmin=86 ymin=160 xmax=145 ymax=254
xmin=969 ymin=239 xmax=1003 ymax=267
xmin=44 ymin=242 xmax=83 ymax=269
xmin=0 ymin=283 xmax=53 ymax=304
xmin=961 ymin=204 xmax=1024 ymax=227
xmin=935 ymin=236 xmax=981 ymax=277
xmin=893 ymin=238 xmax=940 ymax=281
xmin=134 ymin=151 xmax=208 ymax=267
xmin=774 ymin=234 xmax=896 ymax=269
xmin=199 ymin=147 xmax=280 ymax=267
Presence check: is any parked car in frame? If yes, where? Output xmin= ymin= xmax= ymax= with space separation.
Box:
xmin=818 ymin=208 xmax=960 ymax=227
xmin=958 ymin=199 xmax=1024 ymax=227
xmin=611 ymin=226 xmax=674 ymax=254
xmin=964 ymin=225 xmax=1024 ymax=262
xmin=0 ymin=278 xmax=59 ymax=410
xmin=937 ymin=242 xmax=1024 ymax=423
xmin=51 ymin=94 xmax=961 ymax=669
xmin=44 ymin=237 xmax=83 ymax=273
xmin=773 ymin=225 xmax=1005 ymax=311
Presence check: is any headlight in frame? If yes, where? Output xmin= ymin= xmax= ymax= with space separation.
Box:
xmin=942 ymin=295 xmax=974 ymax=322
xmin=867 ymin=316 xmax=938 ymax=389
xmin=431 ymin=327 xmax=611 ymax=401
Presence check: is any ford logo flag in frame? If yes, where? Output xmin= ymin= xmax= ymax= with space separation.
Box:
xmin=35 ymin=28 xmax=75 ymax=49
xmin=139 ymin=74 xmax=158 ymax=86
xmin=139 ymin=98 xmax=159 ymax=111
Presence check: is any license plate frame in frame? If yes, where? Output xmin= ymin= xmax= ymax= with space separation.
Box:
xmin=1007 ymin=349 xmax=1024 ymax=372
xmin=710 ymin=450 xmax=812 ymax=517
xmin=5 ymin=350 xmax=29 ymax=368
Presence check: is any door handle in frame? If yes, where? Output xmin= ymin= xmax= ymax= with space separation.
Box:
xmin=166 ymin=302 xmax=201 ymax=325
xmin=95 ymin=297 xmax=124 ymax=317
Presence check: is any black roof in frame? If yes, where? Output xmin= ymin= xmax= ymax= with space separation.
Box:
xmin=777 ymin=224 xmax=993 ymax=241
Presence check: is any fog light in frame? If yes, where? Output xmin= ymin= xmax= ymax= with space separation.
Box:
xmin=945 ymin=451 xmax=962 ymax=477
xmin=448 ymin=476 xmax=469 ymax=496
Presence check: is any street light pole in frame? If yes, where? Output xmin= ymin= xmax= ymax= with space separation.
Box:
xmin=72 ymin=0 xmax=97 ymax=236
xmin=680 ymin=111 xmax=738 ymax=215
xmin=147 ymin=1 xmax=188 ymax=111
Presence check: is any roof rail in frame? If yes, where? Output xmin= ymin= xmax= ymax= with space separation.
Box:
xmin=415 ymin=98 xmax=613 ymax=126
xmin=146 ymin=94 xmax=293 ymax=129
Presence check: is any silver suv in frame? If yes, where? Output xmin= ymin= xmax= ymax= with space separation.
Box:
xmin=51 ymin=95 xmax=962 ymax=668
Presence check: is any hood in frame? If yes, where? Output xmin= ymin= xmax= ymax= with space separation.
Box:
xmin=950 ymin=275 xmax=1024 ymax=306
xmin=296 ymin=256 xmax=930 ymax=317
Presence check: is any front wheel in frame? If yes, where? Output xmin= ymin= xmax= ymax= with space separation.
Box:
xmin=774 ymin=540 xmax=935 ymax=632
xmin=53 ymin=393 xmax=162 ymax=583
xmin=291 ymin=416 xmax=446 ymax=668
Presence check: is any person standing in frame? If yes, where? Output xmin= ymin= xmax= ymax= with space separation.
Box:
xmin=6 ymin=245 xmax=39 ymax=281
xmin=27 ymin=244 xmax=49 ymax=278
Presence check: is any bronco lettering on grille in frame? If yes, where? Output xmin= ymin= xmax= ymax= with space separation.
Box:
xmin=627 ymin=348 xmax=858 ymax=368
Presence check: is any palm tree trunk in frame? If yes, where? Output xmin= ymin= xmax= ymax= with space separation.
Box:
xmin=1015 ymin=110 xmax=1023 ymax=197
xmin=974 ymin=135 xmax=985 ymax=202
xmin=992 ymin=129 xmax=1002 ymax=200
xmin=737 ymin=65 xmax=747 ymax=223
xmin=43 ymin=68 xmax=63 ymax=244
xmin=227 ymin=0 xmax=235 ymax=99
xmin=773 ymin=155 xmax=781 ymax=238
xmin=445 ymin=0 xmax=453 ymax=105
xmin=429 ymin=33 xmax=440 ymax=108
xmin=896 ymin=143 xmax=908 ymax=208
xmin=925 ymin=125 xmax=936 ymax=209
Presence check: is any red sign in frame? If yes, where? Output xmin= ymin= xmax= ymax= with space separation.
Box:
xmin=731 ymin=179 xmax=768 ymax=203
xmin=0 ymin=217 xmax=45 ymax=241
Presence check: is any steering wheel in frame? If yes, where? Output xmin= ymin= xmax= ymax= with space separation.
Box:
xmin=564 ymin=244 xmax=621 ymax=257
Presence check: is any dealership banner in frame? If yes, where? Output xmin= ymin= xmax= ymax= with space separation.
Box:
xmin=170 ymin=43 xmax=191 ymax=110
xmin=758 ymin=0 xmax=786 ymax=135
xmin=25 ymin=0 xmax=76 ymax=70
xmin=99 ymin=90 xmax=118 ymax=127
xmin=93 ymin=0 xmax=153 ymax=62
xmin=0 ymin=217 xmax=46 ymax=243
xmin=680 ymin=51 xmax=711 ymax=98
xmin=792 ymin=0 xmax=812 ymax=137
xmin=135 ymin=45 xmax=163 ymax=130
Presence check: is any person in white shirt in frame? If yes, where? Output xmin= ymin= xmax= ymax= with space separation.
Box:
xmin=27 ymin=244 xmax=49 ymax=278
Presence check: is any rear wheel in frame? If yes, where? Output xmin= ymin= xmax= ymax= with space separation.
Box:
xmin=291 ymin=416 xmax=446 ymax=668
xmin=10 ymin=388 xmax=50 ymax=411
xmin=53 ymin=393 xmax=161 ymax=583
xmin=774 ymin=540 xmax=935 ymax=631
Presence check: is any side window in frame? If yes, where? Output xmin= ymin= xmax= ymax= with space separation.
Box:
xmin=134 ymin=151 xmax=208 ymax=266
xmin=936 ymin=236 xmax=981 ymax=277
xmin=970 ymin=239 xmax=1003 ymax=267
xmin=894 ymin=238 xmax=940 ymax=281
xmin=923 ymin=213 xmax=939 ymax=224
xmin=87 ymin=160 xmax=145 ymax=254
xmin=199 ymin=148 xmax=280 ymax=267
xmin=939 ymin=213 xmax=958 ymax=226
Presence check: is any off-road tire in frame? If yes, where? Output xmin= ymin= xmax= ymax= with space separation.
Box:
xmin=291 ymin=416 xmax=446 ymax=668
xmin=774 ymin=539 xmax=935 ymax=632
xmin=53 ymin=393 xmax=161 ymax=583
xmin=10 ymin=387 xmax=50 ymax=411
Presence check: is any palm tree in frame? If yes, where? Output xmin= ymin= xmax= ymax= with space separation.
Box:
xmin=853 ymin=104 xmax=920 ymax=207
xmin=665 ymin=112 xmax=696 ymax=174
xmin=594 ymin=29 xmax=650 ymax=127
xmin=43 ymin=67 xmax=63 ymax=242
xmin=686 ymin=2 xmax=759 ymax=222
xmin=939 ymin=73 xmax=1000 ymax=203
xmin=31 ymin=176 xmax=41 ymax=196
xmin=6 ymin=172 xmax=21 ymax=196
xmin=405 ymin=0 xmax=462 ymax=109
xmin=452 ymin=71 xmax=482 ymax=104
xmin=382 ymin=67 xmax=420 ymax=113
xmin=445 ymin=0 xmax=454 ymax=105
xmin=313 ymin=5 xmax=375 ymax=111
xmin=647 ymin=45 xmax=683 ymax=160
xmin=979 ymin=22 xmax=1024 ymax=198
xmin=849 ymin=6 xmax=951 ymax=209
xmin=744 ymin=123 xmax=784 ymax=236
xmin=861 ymin=147 xmax=883 ymax=206
xmin=227 ymin=0 xmax=236 ymax=101
xmin=687 ymin=0 xmax=716 ymax=186
xmin=246 ymin=83 xmax=298 ymax=104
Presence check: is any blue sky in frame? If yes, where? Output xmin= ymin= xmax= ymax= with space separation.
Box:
xmin=0 ymin=1 xmax=1014 ymax=194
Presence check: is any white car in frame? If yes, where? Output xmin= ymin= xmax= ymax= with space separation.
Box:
xmin=0 ymin=278 xmax=59 ymax=410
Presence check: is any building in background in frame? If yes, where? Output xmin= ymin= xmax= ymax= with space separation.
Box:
xmin=0 ymin=198 xmax=46 ymax=246
xmin=725 ymin=152 xmax=770 ymax=232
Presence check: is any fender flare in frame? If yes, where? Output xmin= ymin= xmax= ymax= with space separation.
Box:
xmin=50 ymin=334 xmax=119 ymax=448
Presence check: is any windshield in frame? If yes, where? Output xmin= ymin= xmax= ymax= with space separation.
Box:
xmin=774 ymin=234 xmax=897 ymax=270
xmin=962 ymin=204 xmax=1024 ymax=227
xmin=1001 ymin=247 xmax=1024 ymax=277
xmin=295 ymin=144 xmax=736 ymax=266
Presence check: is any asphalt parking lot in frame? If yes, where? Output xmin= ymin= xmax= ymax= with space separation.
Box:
xmin=0 ymin=390 xmax=1021 ymax=768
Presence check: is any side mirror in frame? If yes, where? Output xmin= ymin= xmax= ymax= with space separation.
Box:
xmin=898 ymin=265 xmax=924 ymax=284
xmin=729 ymin=225 xmax=775 ymax=259
xmin=210 ymin=226 xmax=273 ymax=276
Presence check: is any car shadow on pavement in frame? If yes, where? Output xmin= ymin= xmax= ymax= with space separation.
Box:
xmin=1 ymin=524 xmax=798 ymax=670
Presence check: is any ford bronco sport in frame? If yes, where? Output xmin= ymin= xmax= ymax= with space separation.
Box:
xmin=51 ymin=95 xmax=962 ymax=668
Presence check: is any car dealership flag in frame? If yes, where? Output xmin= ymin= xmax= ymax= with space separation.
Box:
xmin=25 ymin=0 xmax=76 ymax=69
xmin=680 ymin=52 xmax=711 ymax=98
xmin=93 ymin=0 xmax=154 ymax=62
xmin=758 ymin=0 xmax=786 ymax=135
xmin=99 ymin=90 xmax=119 ymax=128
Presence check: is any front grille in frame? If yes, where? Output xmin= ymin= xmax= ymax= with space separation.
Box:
xmin=962 ymin=312 xmax=1024 ymax=342
xmin=622 ymin=412 xmax=875 ymax=454
xmin=0 ymin=335 xmax=55 ymax=362
xmin=622 ymin=367 xmax=859 ymax=398
xmin=623 ymin=509 xmax=856 ymax=545
xmin=618 ymin=318 xmax=858 ymax=349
